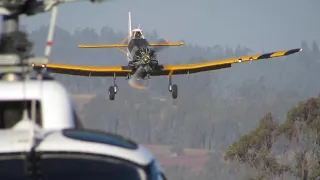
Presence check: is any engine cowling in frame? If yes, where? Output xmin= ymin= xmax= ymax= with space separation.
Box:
xmin=131 ymin=47 xmax=158 ymax=70
xmin=133 ymin=47 xmax=150 ymax=63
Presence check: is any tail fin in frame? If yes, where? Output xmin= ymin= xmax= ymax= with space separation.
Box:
xmin=44 ymin=5 xmax=58 ymax=59
xmin=127 ymin=12 xmax=132 ymax=61
xmin=128 ymin=12 xmax=132 ymax=41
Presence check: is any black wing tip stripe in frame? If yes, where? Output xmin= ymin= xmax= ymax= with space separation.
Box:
xmin=257 ymin=52 xmax=275 ymax=59
xmin=257 ymin=48 xmax=302 ymax=59
xmin=284 ymin=48 xmax=302 ymax=56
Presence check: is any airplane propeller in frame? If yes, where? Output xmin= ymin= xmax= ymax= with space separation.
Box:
xmin=128 ymin=65 xmax=149 ymax=90
xmin=150 ymin=38 xmax=171 ymax=53
xmin=128 ymin=37 xmax=183 ymax=90
xmin=133 ymin=37 xmax=174 ymax=67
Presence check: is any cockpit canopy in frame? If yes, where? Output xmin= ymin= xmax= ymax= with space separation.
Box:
xmin=132 ymin=28 xmax=144 ymax=39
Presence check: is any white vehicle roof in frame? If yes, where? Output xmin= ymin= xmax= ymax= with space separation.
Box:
xmin=0 ymin=121 xmax=155 ymax=166
xmin=0 ymin=122 xmax=166 ymax=180
xmin=0 ymin=80 xmax=82 ymax=129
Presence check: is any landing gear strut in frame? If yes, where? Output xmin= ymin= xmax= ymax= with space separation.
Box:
xmin=127 ymin=73 xmax=131 ymax=80
xmin=108 ymin=73 xmax=118 ymax=100
xmin=168 ymin=76 xmax=178 ymax=99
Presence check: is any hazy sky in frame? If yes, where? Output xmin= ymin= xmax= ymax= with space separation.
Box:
xmin=21 ymin=0 xmax=318 ymax=52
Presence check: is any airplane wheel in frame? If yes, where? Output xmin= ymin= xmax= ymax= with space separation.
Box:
xmin=108 ymin=86 xmax=115 ymax=100
xmin=171 ymin=84 xmax=178 ymax=99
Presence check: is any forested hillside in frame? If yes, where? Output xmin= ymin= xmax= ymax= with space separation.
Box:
xmin=28 ymin=25 xmax=320 ymax=180
xmin=225 ymin=94 xmax=320 ymax=180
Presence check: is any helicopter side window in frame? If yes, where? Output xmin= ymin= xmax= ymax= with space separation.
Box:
xmin=0 ymin=100 xmax=42 ymax=129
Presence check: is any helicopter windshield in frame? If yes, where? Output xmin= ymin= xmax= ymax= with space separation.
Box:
xmin=0 ymin=153 xmax=147 ymax=180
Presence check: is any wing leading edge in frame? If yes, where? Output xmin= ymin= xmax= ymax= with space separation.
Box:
xmin=31 ymin=48 xmax=302 ymax=77
xmin=150 ymin=48 xmax=302 ymax=76
xmin=33 ymin=63 xmax=131 ymax=77
xmin=77 ymin=41 xmax=184 ymax=48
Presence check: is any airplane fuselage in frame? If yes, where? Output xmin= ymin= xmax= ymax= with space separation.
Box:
xmin=128 ymin=39 xmax=149 ymax=53
xmin=127 ymin=38 xmax=158 ymax=79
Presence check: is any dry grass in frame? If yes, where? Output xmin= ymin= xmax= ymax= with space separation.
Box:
xmin=144 ymin=144 xmax=212 ymax=156
xmin=143 ymin=144 xmax=211 ymax=170
xmin=72 ymin=94 xmax=96 ymax=111
xmin=72 ymin=94 xmax=96 ymax=102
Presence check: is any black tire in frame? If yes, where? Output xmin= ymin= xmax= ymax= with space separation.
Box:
xmin=172 ymin=84 xmax=178 ymax=99
xmin=108 ymin=86 xmax=115 ymax=100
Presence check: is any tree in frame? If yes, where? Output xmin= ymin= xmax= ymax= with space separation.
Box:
xmin=225 ymin=94 xmax=320 ymax=180
xmin=312 ymin=41 xmax=319 ymax=54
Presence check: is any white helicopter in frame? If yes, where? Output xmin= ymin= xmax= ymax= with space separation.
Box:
xmin=0 ymin=1 xmax=167 ymax=179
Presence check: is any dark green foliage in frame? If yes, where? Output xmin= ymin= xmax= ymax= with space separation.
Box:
xmin=225 ymin=95 xmax=320 ymax=180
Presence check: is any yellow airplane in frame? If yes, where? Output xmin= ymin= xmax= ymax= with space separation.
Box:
xmin=32 ymin=12 xmax=302 ymax=101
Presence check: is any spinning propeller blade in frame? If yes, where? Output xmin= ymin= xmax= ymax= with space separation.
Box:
xmin=127 ymin=36 xmax=183 ymax=90
xmin=128 ymin=66 xmax=149 ymax=90
xmin=151 ymin=37 xmax=170 ymax=53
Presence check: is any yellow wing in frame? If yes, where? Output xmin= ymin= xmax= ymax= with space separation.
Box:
xmin=77 ymin=41 xmax=184 ymax=48
xmin=31 ymin=48 xmax=301 ymax=77
xmin=149 ymin=41 xmax=184 ymax=47
xmin=31 ymin=63 xmax=131 ymax=77
xmin=149 ymin=48 xmax=302 ymax=76
xmin=78 ymin=44 xmax=128 ymax=48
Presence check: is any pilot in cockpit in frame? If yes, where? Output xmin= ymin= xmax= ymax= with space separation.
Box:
xmin=133 ymin=31 xmax=143 ymax=39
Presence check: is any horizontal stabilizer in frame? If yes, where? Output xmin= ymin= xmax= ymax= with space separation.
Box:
xmin=78 ymin=44 xmax=128 ymax=48
xmin=149 ymin=41 xmax=184 ymax=47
